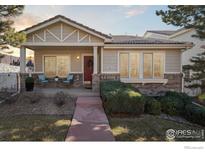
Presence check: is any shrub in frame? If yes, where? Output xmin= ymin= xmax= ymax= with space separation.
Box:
xmin=198 ymin=93 xmax=205 ymax=103
xmin=101 ymin=80 xmax=144 ymax=116
xmin=54 ymin=91 xmax=66 ymax=106
xmin=185 ymin=103 xmax=205 ymax=126
xmin=160 ymin=97 xmax=178 ymax=115
xmin=158 ymin=91 xmax=192 ymax=116
xmin=144 ymin=97 xmax=161 ymax=115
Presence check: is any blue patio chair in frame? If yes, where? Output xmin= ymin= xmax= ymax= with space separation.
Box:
xmin=38 ymin=74 xmax=48 ymax=83
xmin=63 ymin=74 xmax=74 ymax=84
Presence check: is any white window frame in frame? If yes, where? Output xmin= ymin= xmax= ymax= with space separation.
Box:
xmin=118 ymin=51 xmax=166 ymax=83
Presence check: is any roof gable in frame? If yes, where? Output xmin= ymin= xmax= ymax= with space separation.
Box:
xmin=22 ymin=15 xmax=111 ymax=41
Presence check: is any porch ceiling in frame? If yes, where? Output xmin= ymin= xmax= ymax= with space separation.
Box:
xmin=25 ymin=45 xmax=93 ymax=50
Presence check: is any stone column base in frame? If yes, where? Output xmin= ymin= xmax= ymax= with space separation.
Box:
xmin=92 ymin=74 xmax=100 ymax=92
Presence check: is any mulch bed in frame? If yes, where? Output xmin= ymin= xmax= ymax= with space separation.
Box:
xmin=0 ymin=92 xmax=76 ymax=117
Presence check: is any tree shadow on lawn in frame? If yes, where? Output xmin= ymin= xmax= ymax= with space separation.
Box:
xmin=0 ymin=115 xmax=72 ymax=141
xmin=109 ymin=115 xmax=205 ymax=141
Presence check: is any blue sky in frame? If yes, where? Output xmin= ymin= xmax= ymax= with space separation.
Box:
xmin=14 ymin=5 xmax=178 ymax=36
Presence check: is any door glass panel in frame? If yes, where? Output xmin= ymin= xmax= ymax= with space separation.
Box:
xmin=44 ymin=56 xmax=56 ymax=77
xmin=57 ymin=56 xmax=70 ymax=77
xmin=143 ymin=53 xmax=153 ymax=78
xmin=120 ymin=53 xmax=129 ymax=78
xmin=154 ymin=53 xmax=164 ymax=78
xmin=130 ymin=53 xmax=140 ymax=78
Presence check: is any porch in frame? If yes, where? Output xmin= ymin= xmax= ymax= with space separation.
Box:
xmin=19 ymin=46 xmax=103 ymax=91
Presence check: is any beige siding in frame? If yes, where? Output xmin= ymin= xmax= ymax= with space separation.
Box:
xmin=34 ymin=48 xmax=92 ymax=73
xmin=26 ymin=22 xmax=104 ymax=44
xmin=165 ymin=50 xmax=181 ymax=72
xmin=103 ymin=49 xmax=118 ymax=73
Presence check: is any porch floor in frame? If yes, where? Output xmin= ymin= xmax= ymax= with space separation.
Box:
xmin=33 ymin=87 xmax=99 ymax=97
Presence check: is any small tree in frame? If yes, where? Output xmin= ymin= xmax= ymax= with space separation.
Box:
xmin=183 ymin=51 xmax=205 ymax=93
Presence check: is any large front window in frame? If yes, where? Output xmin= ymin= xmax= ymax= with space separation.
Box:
xmin=44 ymin=56 xmax=70 ymax=77
xmin=119 ymin=52 xmax=164 ymax=79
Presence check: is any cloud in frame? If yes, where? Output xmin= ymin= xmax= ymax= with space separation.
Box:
xmin=124 ymin=6 xmax=148 ymax=18
xmin=12 ymin=13 xmax=42 ymax=31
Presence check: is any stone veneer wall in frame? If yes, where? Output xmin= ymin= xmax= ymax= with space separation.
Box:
xmin=97 ymin=73 xmax=182 ymax=96
xmin=131 ymin=73 xmax=183 ymax=96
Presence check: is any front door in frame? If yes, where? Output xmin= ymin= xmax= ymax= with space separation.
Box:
xmin=84 ymin=56 xmax=93 ymax=84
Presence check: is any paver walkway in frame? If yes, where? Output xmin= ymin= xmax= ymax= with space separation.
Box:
xmin=66 ymin=96 xmax=115 ymax=141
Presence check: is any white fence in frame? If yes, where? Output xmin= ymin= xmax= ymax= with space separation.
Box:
xmin=0 ymin=63 xmax=20 ymax=73
xmin=0 ymin=73 xmax=18 ymax=92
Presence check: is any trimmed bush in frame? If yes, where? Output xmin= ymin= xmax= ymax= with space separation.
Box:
xmin=158 ymin=91 xmax=192 ymax=116
xmin=100 ymin=81 xmax=144 ymax=116
xmin=144 ymin=97 xmax=161 ymax=115
xmin=185 ymin=103 xmax=205 ymax=126
xmin=198 ymin=93 xmax=205 ymax=106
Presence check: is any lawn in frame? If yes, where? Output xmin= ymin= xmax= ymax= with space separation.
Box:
xmin=109 ymin=114 xmax=205 ymax=141
xmin=0 ymin=115 xmax=71 ymax=141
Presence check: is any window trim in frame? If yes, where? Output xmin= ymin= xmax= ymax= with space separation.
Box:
xmin=119 ymin=51 xmax=165 ymax=80
xmin=42 ymin=54 xmax=71 ymax=78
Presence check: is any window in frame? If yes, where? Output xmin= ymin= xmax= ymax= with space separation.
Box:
xmin=120 ymin=53 xmax=129 ymax=78
xmin=154 ymin=53 xmax=164 ymax=78
xmin=143 ymin=53 xmax=153 ymax=78
xmin=143 ymin=53 xmax=164 ymax=79
xmin=120 ymin=52 xmax=140 ymax=78
xmin=44 ymin=56 xmax=70 ymax=77
xmin=44 ymin=56 xmax=57 ymax=77
xmin=130 ymin=53 xmax=140 ymax=78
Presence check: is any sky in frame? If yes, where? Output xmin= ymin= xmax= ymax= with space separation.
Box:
xmin=2 ymin=5 xmax=180 ymax=57
xmin=14 ymin=5 xmax=178 ymax=36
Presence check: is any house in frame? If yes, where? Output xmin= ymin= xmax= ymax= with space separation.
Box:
xmin=144 ymin=28 xmax=204 ymax=95
xmin=19 ymin=15 xmax=192 ymax=94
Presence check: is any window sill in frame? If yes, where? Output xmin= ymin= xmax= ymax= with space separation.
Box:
xmin=120 ymin=78 xmax=168 ymax=84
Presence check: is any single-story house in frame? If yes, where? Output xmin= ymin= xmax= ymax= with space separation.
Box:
xmin=19 ymin=15 xmax=193 ymax=94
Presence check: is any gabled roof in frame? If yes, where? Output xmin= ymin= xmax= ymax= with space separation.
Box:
xmin=109 ymin=35 xmax=189 ymax=45
xmin=21 ymin=15 xmax=112 ymax=40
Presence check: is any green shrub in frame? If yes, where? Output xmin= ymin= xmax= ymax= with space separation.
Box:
xmin=185 ymin=103 xmax=205 ymax=126
xmin=158 ymin=91 xmax=192 ymax=116
xmin=159 ymin=97 xmax=178 ymax=115
xmin=198 ymin=93 xmax=205 ymax=102
xmin=101 ymin=80 xmax=144 ymax=116
xmin=144 ymin=97 xmax=161 ymax=115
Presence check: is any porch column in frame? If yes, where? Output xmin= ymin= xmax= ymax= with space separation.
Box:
xmin=93 ymin=46 xmax=98 ymax=74
xmin=20 ymin=46 xmax=26 ymax=73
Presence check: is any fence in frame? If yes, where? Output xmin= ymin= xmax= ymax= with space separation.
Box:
xmin=0 ymin=73 xmax=19 ymax=92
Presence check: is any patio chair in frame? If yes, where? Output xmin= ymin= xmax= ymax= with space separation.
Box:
xmin=63 ymin=74 xmax=74 ymax=84
xmin=38 ymin=74 xmax=48 ymax=83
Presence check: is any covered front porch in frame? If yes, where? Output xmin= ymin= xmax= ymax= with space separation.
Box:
xmin=19 ymin=45 xmax=103 ymax=91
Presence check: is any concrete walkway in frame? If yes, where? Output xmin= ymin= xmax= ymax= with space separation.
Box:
xmin=66 ymin=96 xmax=115 ymax=141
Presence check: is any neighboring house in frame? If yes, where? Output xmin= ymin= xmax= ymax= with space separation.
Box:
xmin=19 ymin=15 xmax=192 ymax=94
xmin=144 ymin=28 xmax=204 ymax=95
xmin=0 ymin=54 xmax=20 ymax=66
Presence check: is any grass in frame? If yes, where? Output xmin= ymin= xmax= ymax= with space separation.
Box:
xmin=109 ymin=114 xmax=205 ymax=141
xmin=0 ymin=115 xmax=71 ymax=141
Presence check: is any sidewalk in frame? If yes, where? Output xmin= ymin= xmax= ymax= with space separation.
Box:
xmin=66 ymin=96 xmax=115 ymax=141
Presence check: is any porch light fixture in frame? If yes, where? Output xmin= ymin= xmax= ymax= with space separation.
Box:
xmin=76 ymin=56 xmax=80 ymax=60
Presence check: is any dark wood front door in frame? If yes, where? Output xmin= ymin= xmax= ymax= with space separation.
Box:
xmin=84 ymin=56 xmax=93 ymax=83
